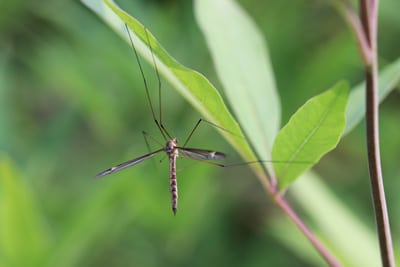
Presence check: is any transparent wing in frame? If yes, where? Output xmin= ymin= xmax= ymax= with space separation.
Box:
xmin=96 ymin=148 xmax=164 ymax=178
xmin=178 ymin=147 xmax=226 ymax=161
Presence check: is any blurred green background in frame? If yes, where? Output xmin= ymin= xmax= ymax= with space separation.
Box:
xmin=1 ymin=0 xmax=400 ymax=266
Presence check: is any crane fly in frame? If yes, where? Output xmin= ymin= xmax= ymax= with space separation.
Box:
xmin=96 ymin=24 xmax=227 ymax=215
xmin=96 ymin=138 xmax=226 ymax=215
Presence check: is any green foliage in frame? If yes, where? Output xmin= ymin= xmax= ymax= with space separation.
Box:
xmin=345 ymin=57 xmax=400 ymax=133
xmin=96 ymin=0 xmax=258 ymax=165
xmin=289 ymin=172 xmax=382 ymax=266
xmin=195 ymin=0 xmax=280 ymax=174
xmin=1 ymin=0 xmax=400 ymax=266
xmin=272 ymin=82 xmax=349 ymax=189
xmin=0 ymin=155 xmax=50 ymax=266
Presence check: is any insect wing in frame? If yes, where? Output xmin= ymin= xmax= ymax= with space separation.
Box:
xmin=96 ymin=148 xmax=164 ymax=178
xmin=178 ymin=147 xmax=226 ymax=161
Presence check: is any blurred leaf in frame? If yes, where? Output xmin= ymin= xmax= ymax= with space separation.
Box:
xmin=345 ymin=56 xmax=400 ymax=134
xmin=290 ymin=171 xmax=381 ymax=267
xmin=272 ymin=82 xmax=349 ymax=189
xmin=0 ymin=154 xmax=50 ymax=266
xmin=43 ymin=176 xmax=136 ymax=267
xmin=81 ymin=0 xmax=260 ymax=171
xmin=294 ymin=31 xmax=358 ymax=104
xmin=0 ymin=53 xmax=9 ymax=149
xmin=194 ymin=0 xmax=280 ymax=175
xmin=268 ymin=215 xmax=326 ymax=267
xmin=28 ymin=40 xmax=126 ymax=142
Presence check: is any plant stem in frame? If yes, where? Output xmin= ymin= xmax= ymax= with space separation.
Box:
xmin=360 ymin=0 xmax=396 ymax=266
xmin=365 ymin=58 xmax=395 ymax=267
xmin=254 ymin=169 xmax=342 ymax=266
xmin=274 ymin=194 xmax=343 ymax=267
xmin=257 ymin=1 xmax=394 ymax=265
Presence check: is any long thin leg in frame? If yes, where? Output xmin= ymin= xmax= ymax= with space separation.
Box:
xmin=143 ymin=130 xmax=166 ymax=167
xmin=179 ymin=157 xmax=312 ymax=179
xmin=179 ymin=155 xmax=264 ymax=168
xmin=142 ymin=130 xmax=164 ymax=147
xmin=143 ymin=130 xmax=167 ymax=163
xmin=143 ymin=131 xmax=152 ymax=155
xmin=182 ymin=119 xmax=202 ymax=148
xmin=124 ymin=24 xmax=170 ymax=141
xmin=182 ymin=118 xmax=243 ymax=148
xmin=144 ymin=28 xmax=172 ymax=140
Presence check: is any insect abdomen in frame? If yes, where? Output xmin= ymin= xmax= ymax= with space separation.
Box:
xmin=169 ymin=154 xmax=178 ymax=215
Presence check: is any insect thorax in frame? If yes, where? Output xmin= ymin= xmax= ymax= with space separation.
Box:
xmin=165 ymin=138 xmax=178 ymax=156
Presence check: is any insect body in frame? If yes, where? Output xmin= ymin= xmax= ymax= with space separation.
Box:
xmin=96 ymin=23 xmax=226 ymax=213
xmin=96 ymin=135 xmax=225 ymax=214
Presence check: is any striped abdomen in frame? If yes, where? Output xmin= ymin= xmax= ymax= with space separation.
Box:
xmin=169 ymin=153 xmax=178 ymax=215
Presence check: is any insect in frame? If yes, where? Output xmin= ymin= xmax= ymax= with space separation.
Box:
xmin=96 ymin=24 xmax=227 ymax=215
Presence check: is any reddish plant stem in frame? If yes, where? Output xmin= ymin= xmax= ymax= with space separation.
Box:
xmin=365 ymin=60 xmax=395 ymax=267
xmin=360 ymin=0 xmax=395 ymax=266
xmin=252 ymin=169 xmax=342 ymax=266
xmin=253 ymin=1 xmax=393 ymax=265
xmin=341 ymin=5 xmax=372 ymax=64
xmin=274 ymin=194 xmax=343 ymax=267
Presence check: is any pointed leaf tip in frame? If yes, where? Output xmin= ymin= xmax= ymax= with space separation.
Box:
xmin=272 ymin=81 xmax=349 ymax=190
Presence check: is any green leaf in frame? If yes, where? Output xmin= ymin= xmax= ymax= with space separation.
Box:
xmin=0 ymin=154 xmax=50 ymax=266
xmin=195 ymin=0 xmax=280 ymax=174
xmin=273 ymin=58 xmax=400 ymax=265
xmin=345 ymin=57 xmax=400 ymax=134
xmin=81 ymin=0 xmax=259 ymax=170
xmin=272 ymin=81 xmax=349 ymax=189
